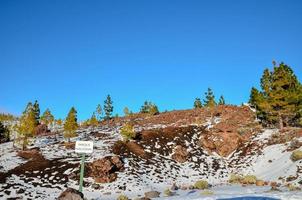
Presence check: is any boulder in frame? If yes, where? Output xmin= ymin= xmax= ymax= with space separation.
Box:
xmin=17 ymin=148 xmax=42 ymax=160
xmin=89 ymin=156 xmax=124 ymax=183
xmin=144 ymin=191 xmax=160 ymax=199
xmin=58 ymin=188 xmax=84 ymax=200
xmin=201 ymin=132 xmax=242 ymax=157
xmin=256 ymin=180 xmax=265 ymax=186
xmin=171 ymin=145 xmax=188 ymax=163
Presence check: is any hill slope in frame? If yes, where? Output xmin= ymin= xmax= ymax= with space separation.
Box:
xmin=0 ymin=105 xmax=301 ymax=199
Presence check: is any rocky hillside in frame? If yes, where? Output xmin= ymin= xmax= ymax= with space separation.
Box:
xmin=0 ymin=105 xmax=302 ymax=200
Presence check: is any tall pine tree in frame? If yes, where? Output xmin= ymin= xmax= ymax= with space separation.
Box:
xmin=89 ymin=112 xmax=98 ymax=131
xmin=104 ymin=95 xmax=113 ymax=120
xmin=33 ymin=100 xmax=40 ymax=125
xmin=0 ymin=121 xmax=10 ymax=143
xmin=140 ymin=101 xmax=159 ymax=115
xmin=41 ymin=108 xmax=54 ymax=125
xmin=18 ymin=102 xmax=37 ymax=150
xmin=96 ymin=104 xmax=103 ymax=121
xmin=249 ymin=62 xmax=302 ymax=128
xmin=123 ymin=107 xmax=130 ymax=116
xmin=63 ymin=107 xmax=78 ymax=141
xmin=204 ymin=88 xmax=216 ymax=108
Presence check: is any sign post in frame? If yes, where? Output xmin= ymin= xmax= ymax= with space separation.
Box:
xmin=75 ymin=141 xmax=93 ymax=193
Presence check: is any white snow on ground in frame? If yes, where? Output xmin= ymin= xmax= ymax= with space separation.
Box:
xmin=228 ymin=129 xmax=302 ymax=186
xmin=0 ymin=142 xmax=27 ymax=172
xmin=244 ymin=144 xmax=301 ymax=182
xmin=202 ymin=117 xmax=221 ymax=130
xmin=81 ymin=184 xmax=302 ymax=200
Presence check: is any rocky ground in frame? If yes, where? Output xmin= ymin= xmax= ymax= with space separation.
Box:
xmin=0 ymin=105 xmax=302 ymax=199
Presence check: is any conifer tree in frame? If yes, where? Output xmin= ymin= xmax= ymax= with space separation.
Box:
xmin=218 ymin=96 xmax=226 ymax=105
xmin=140 ymin=101 xmax=149 ymax=113
xmin=149 ymin=104 xmax=159 ymax=115
xmin=104 ymin=95 xmax=113 ymax=120
xmin=194 ymin=98 xmax=203 ymax=109
xmin=18 ymin=103 xmax=37 ymax=150
xmin=63 ymin=107 xmax=78 ymax=142
xmin=41 ymin=108 xmax=54 ymax=125
xmin=33 ymin=100 xmax=40 ymax=125
xmin=89 ymin=112 xmax=98 ymax=131
xmin=124 ymin=107 xmax=130 ymax=116
xmin=0 ymin=121 xmax=10 ymax=142
xmin=140 ymin=101 xmax=159 ymax=115
xmin=96 ymin=104 xmax=103 ymax=121
xmin=249 ymin=62 xmax=302 ymax=128
xmin=204 ymin=88 xmax=216 ymax=107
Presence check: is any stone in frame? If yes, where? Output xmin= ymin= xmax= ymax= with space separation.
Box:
xmin=171 ymin=145 xmax=189 ymax=163
xmin=91 ymin=183 xmax=100 ymax=190
xmin=58 ymin=188 xmax=84 ymax=200
xmin=89 ymin=156 xmax=124 ymax=183
xmin=16 ymin=188 xmax=25 ymax=194
xmin=256 ymin=180 xmax=264 ymax=186
xmin=144 ymin=191 xmax=160 ymax=198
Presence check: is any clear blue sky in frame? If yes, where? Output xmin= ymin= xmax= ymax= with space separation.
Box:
xmin=1 ymin=0 xmax=302 ymax=120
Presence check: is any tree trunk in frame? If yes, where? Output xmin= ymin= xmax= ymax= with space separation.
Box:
xmin=278 ymin=113 xmax=283 ymax=130
xmin=22 ymin=136 xmax=27 ymax=150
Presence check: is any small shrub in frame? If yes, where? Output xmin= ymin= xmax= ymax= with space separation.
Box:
xmin=120 ymin=123 xmax=136 ymax=141
xmin=237 ymin=127 xmax=250 ymax=135
xmin=290 ymin=150 xmax=302 ymax=161
xmin=242 ymin=175 xmax=257 ymax=184
xmin=201 ymin=190 xmax=214 ymax=195
xmin=117 ymin=194 xmax=129 ymax=200
xmin=229 ymin=174 xmax=243 ymax=184
xmin=194 ymin=180 xmax=209 ymax=190
xmin=163 ymin=188 xmax=173 ymax=197
xmin=288 ymin=184 xmax=301 ymax=191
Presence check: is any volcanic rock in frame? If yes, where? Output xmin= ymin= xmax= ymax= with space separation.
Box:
xmin=89 ymin=156 xmax=124 ymax=183
xmin=171 ymin=145 xmax=189 ymax=163
xmin=58 ymin=188 xmax=84 ymax=200
xmin=144 ymin=191 xmax=160 ymax=198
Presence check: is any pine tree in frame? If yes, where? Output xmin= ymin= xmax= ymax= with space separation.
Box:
xmin=140 ymin=101 xmax=159 ymax=115
xmin=89 ymin=112 xmax=98 ymax=131
xmin=104 ymin=95 xmax=113 ymax=120
xmin=18 ymin=103 xmax=37 ymax=150
xmin=140 ymin=101 xmax=149 ymax=113
xmin=218 ymin=96 xmax=225 ymax=105
xmin=250 ymin=62 xmax=302 ymax=128
xmin=96 ymin=104 xmax=103 ymax=121
xmin=194 ymin=98 xmax=202 ymax=109
xmin=204 ymin=88 xmax=216 ymax=107
xmin=63 ymin=107 xmax=78 ymax=142
xmin=41 ymin=108 xmax=54 ymax=125
xmin=123 ymin=107 xmax=130 ymax=116
xmin=33 ymin=100 xmax=40 ymax=125
xmin=260 ymin=69 xmax=271 ymax=96
xmin=0 ymin=121 xmax=10 ymax=142
xmin=149 ymin=104 xmax=159 ymax=115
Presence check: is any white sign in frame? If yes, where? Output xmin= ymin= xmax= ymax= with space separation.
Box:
xmin=75 ymin=141 xmax=94 ymax=154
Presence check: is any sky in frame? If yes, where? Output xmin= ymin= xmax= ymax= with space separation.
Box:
xmin=0 ymin=0 xmax=302 ymax=120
